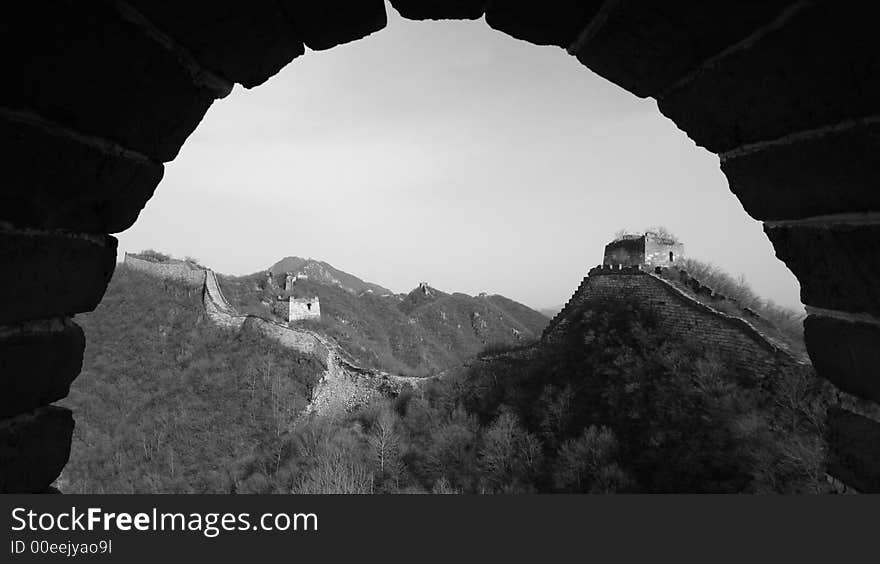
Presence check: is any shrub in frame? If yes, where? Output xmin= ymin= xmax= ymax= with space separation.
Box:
xmin=671 ymin=257 xmax=806 ymax=347
xmin=135 ymin=249 xmax=172 ymax=262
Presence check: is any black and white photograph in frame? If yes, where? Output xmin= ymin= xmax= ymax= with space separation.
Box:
xmin=1 ymin=0 xmax=878 ymax=559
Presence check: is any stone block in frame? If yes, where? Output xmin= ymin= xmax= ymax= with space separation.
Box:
xmin=391 ymin=0 xmax=484 ymax=20
xmin=486 ymin=0 xmax=603 ymax=47
xmin=765 ymin=224 xmax=880 ymax=317
xmin=279 ymin=1 xmax=387 ymax=51
xmin=805 ymin=316 xmax=880 ymax=403
xmin=0 ymin=229 xmax=116 ymax=324
xmin=0 ymin=406 xmax=73 ymax=493
xmin=0 ymin=319 xmax=84 ymax=417
xmin=0 ymin=111 xmax=162 ymax=233
xmin=2 ymin=1 xmax=216 ymax=162
xmin=126 ymin=0 xmax=305 ymax=88
xmin=826 ymin=407 xmax=880 ymax=493
xmin=722 ymin=121 xmax=880 ymax=220
xmin=658 ymin=3 xmax=880 ymax=152
xmin=574 ymin=0 xmax=790 ymax=97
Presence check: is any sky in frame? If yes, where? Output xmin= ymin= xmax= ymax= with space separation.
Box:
xmin=116 ymin=5 xmax=803 ymax=311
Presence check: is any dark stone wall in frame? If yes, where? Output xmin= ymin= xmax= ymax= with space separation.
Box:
xmin=0 ymin=229 xmax=116 ymax=325
xmin=766 ymin=224 xmax=880 ymax=318
xmin=805 ymin=316 xmax=880 ymax=403
xmin=603 ymin=237 xmax=645 ymax=267
xmin=3 ymin=2 xmax=218 ymax=163
xmin=0 ymin=407 xmax=73 ymax=493
xmin=0 ymin=320 xmax=84 ymax=418
xmin=721 ymin=121 xmax=880 ymax=221
xmin=124 ymin=0 xmax=305 ymax=88
xmin=656 ymin=3 xmax=880 ymax=154
xmin=0 ymin=110 xmax=163 ymax=233
xmin=826 ymin=408 xmax=880 ymax=493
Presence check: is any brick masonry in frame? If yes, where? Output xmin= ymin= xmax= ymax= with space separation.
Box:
xmin=124 ymin=253 xmax=206 ymax=287
xmin=544 ymin=265 xmax=797 ymax=375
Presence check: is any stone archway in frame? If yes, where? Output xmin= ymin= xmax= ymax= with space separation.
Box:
xmin=2 ymin=1 xmax=878 ymax=493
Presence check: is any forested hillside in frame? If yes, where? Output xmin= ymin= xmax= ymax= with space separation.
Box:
xmin=57 ymin=267 xmax=323 ymax=493
xmin=289 ymin=300 xmax=833 ymax=493
xmin=58 ymin=263 xmax=833 ymax=494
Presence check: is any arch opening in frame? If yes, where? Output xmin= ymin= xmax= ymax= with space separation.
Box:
xmin=2 ymin=0 xmax=880 ymax=493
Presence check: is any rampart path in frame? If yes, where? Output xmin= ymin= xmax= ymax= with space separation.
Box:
xmin=544 ymin=265 xmax=807 ymax=374
xmin=123 ymin=254 xmax=426 ymax=417
xmin=202 ymin=269 xmax=426 ymax=417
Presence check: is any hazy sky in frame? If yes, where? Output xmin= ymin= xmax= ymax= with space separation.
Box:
xmin=117 ymin=5 xmax=802 ymax=311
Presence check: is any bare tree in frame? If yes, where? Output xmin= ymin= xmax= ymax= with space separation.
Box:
xmin=293 ymin=439 xmax=373 ymax=494
xmin=644 ymin=225 xmax=680 ymax=243
xmin=368 ymin=408 xmax=400 ymax=476
xmin=613 ymin=228 xmax=638 ymax=241
xmin=553 ymin=426 xmax=624 ymax=492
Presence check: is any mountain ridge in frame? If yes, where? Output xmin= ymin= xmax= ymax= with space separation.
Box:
xmin=218 ymin=256 xmax=550 ymax=377
xmin=268 ymin=256 xmax=394 ymax=296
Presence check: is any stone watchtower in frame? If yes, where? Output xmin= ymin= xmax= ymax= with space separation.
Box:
xmin=276 ymin=271 xmax=320 ymax=323
xmin=284 ymin=271 xmax=307 ymax=291
xmin=603 ymin=231 xmax=684 ymax=268
xmin=288 ymin=296 xmax=320 ymax=323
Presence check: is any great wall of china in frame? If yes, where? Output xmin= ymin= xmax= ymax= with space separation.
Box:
xmin=124 ymin=253 xmax=424 ymax=417
xmin=125 ymin=251 xmax=808 ymax=416
xmin=543 ymin=264 xmax=806 ymax=374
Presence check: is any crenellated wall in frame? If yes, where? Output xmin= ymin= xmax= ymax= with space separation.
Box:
xmin=202 ymin=268 xmax=246 ymax=329
xmin=124 ymin=253 xmax=205 ymax=287
xmin=200 ymin=268 xmax=422 ymax=417
xmin=544 ymin=265 xmax=799 ymax=375
xmin=242 ymin=317 xmax=326 ymax=357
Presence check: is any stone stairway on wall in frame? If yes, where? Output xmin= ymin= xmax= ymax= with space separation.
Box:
xmin=645 ymin=270 xmax=804 ymax=363
xmin=543 ymin=275 xmax=591 ymax=338
xmin=203 ymin=269 xmax=247 ymax=329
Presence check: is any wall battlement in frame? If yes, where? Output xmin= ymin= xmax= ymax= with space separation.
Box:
xmin=589 ymin=264 xmax=647 ymax=275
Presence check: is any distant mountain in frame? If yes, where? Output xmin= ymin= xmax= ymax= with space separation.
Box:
xmin=268 ymin=257 xmax=393 ymax=296
xmin=220 ymin=261 xmax=549 ymax=377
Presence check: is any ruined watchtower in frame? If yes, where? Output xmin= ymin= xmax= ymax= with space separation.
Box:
xmin=287 ymin=296 xmax=320 ymax=323
xmin=284 ymin=271 xmax=307 ymax=291
xmin=603 ymin=231 xmax=684 ymax=268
